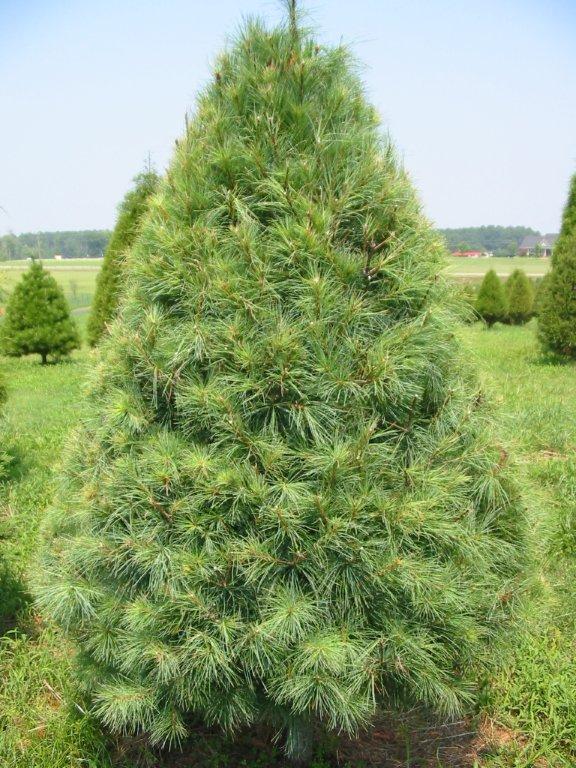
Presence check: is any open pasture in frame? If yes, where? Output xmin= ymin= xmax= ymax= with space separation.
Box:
xmin=0 ymin=255 xmax=549 ymax=308
xmin=0 ymin=259 xmax=102 ymax=310
xmin=446 ymin=256 xmax=550 ymax=280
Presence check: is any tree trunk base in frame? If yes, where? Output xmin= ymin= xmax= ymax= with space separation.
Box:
xmin=286 ymin=718 xmax=314 ymax=766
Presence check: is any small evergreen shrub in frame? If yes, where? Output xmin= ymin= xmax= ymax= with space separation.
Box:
xmin=533 ymin=274 xmax=550 ymax=317
xmin=36 ymin=7 xmax=527 ymax=760
xmin=87 ymin=170 xmax=159 ymax=347
xmin=0 ymin=261 xmax=79 ymax=364
xmin=539 ymin=173 xmax=576 ymax=357
xmin=505 ymin=269 xmax=534 ymax=325
xmin=475 ymin=269 xmax=507 ymax=327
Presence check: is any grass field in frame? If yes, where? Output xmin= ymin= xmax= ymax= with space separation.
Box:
xmin=0 ymin=255 xmax=549 ymax=313
xmin=446 ymin=256 xmax=550 ymax=279
xmin=0 ymin=320 xmax=575 ymax=767
xmin=0 ymin=259 xmax=102 ymax=311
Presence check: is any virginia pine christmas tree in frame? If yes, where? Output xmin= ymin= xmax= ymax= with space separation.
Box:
xmin=505 ymin=269 xmax=534 ymax=325
xmin=0 ymin=261 xmax=79 ymax=364
xmin=87 ymin=169 xmax=159 ymax=346
xmin=36 ymin=6 xmax=526 ymax=760
xmin=533 ymin=273 xmax=550 ymax=317
xmin=475 ymin=269 xmax=507 ymax=327
xmin=538 ymin=173 xmax=576 ymax=357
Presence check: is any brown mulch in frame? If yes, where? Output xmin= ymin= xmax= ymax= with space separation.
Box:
xmin=113 ymin=711 xmax=525 ymax=767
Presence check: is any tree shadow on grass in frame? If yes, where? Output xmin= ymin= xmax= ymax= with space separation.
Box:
xmin=0 ymin=562 xmax=32 ymax=635
xmin=532 ymin=350 xmax=576 ymax=367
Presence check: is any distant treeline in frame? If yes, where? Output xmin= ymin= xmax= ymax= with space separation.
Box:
xmin=0 ymin=230 xmax=110 ymax=261
xmin=0 ymin=225 xmax=541 ymax=261
xmin=438 ymin=226 xmax=539 ymax=257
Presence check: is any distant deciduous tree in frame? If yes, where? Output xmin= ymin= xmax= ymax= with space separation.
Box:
xmin=440 ymin=226 xmax=538 ymax=257
xmin=0 ymin=261 xmax=80 ymax=364
xmin=475 ymin=270 xmax=507 ymax=327
xmin=0 ymin=230 xmax=110 ymax=261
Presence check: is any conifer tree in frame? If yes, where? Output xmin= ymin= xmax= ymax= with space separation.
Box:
xmin=36 ymin=8 xmax=526 ymax=760
xmin=538 ymin=173 xmax=576 ymax=357
xmin=0 ymin=261 xmax=79 ymax=364
xmin=475 ymin=269 xmax=507 ymax=327
xmin=505 ymin=269 xmax=534 ymax=325
xmin=87 ymin=169 xmax=159 ymax=346
xmin=459 ymin=283 xmax=478 ymax=324
xmin=533 ymin=273 xmax=550 ymax=317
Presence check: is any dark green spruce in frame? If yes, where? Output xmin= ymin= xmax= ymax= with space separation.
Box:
xmin=538 ymin=173 xmax=576 ymax=357
xmin=475 ymin=269 xmax=507 ymax=327
xmin=87 ymin=170 xmax=159 ymax=346
xmin=0 ymin=261 xmax=79 ymax=364
xmin=35 ymin=8 xmax=527 ymax=761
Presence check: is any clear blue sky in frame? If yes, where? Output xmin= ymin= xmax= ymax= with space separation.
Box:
xmin=1 ymin=0 xmax=575 ymax=235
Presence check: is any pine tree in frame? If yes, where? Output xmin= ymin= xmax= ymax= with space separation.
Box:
xmin=505 ymin=269 xmax=534 ymax=325
xmin=36 ymin=8 xmax=526 ymax=761
xmin=538 ymin=173 xmax=576 ymax=357
xmin=459 ymin=283 xmax=478 ymax=324
xmin=475 ymin=269 xmax=507 ymax=327
xmin=87 ymin=170 xmax=159 ymax=347
xmin=533 ymin=273 xmax=550 ymax=317
xmin=0 ymin=261 xmax=79 ymax=364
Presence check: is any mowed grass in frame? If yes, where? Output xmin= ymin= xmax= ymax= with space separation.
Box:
xmin=446 ymin=255 xmax=550 ymax=278
xmin=458 ymin=324 xmax=576 ymax=766
xmin=0 ymin=256 xmax=550 ymax=313
xmin=0 ymin=256 xmax=549 ymax=306
xmin=0 ymin=321 xmax=575 ymax=767
xmin=0 ymin=258 xmax=102 ymax=311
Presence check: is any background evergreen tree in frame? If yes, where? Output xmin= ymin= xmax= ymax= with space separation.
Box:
xmin=475 ymin=269 xmax=507 ymax=327
xmin=0 ymin=261 xmax=79 ymax=364
xmin=36 ymin=8 xmax=526 ymax=761
xmin=533 ymin=273 xmax=550 ymax=317
xmin=87 ymin=169 xmax=159 ymax=346
xmin=505 ymin=269 xmax=534 ymax=325
xmin=538 ymin=173 xmax=576 ymax=357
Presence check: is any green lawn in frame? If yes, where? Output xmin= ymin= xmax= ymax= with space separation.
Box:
xmin=0 ymin=322 xmax=575 ymax=767
xmin=0 ymin=258 xmax=104 ymax=269
xmin=446 ymin=255 xmax=550 ymax=279
xmin=0 ymin=256 xmax=550 ymax=312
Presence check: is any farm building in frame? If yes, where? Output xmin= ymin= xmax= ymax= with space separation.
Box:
xmin=451 ymin=250 xmax=491 ymax=258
